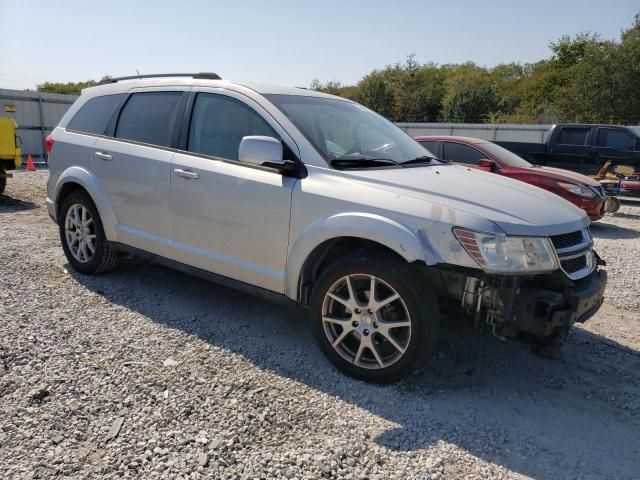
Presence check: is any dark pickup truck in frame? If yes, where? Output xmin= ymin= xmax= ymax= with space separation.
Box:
xmin=496 ymin=124 xmax=640 ymax=176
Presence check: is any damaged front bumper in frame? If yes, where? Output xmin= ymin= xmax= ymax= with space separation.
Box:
xmin=507 ymin=269 xmax=607 ymax=337
xmin=438 ymin=265 xmax=607 ymax=339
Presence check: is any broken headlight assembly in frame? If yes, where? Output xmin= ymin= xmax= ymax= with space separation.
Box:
xmin=453 ymin=228 xmax=558 ymax=274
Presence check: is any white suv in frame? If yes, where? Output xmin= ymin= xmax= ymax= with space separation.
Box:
xmin=46 ymin=73 xmax=607 ymax=382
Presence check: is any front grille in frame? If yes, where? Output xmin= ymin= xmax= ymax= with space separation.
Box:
xmin=560 ymin=255 xmax=587 ymax=274
xmin=551 ymin=228 xmax=595 ymax=280
xmin=550 ymin=230 xmax=584 ymax=250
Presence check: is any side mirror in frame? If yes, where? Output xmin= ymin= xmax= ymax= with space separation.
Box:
xmin=238 ymin=136 xmax=295 ymax=173
xmin=478 ymin=159 xmax=496 ymax=171
xmin=239 ymin=135 xmax=283 ymax=166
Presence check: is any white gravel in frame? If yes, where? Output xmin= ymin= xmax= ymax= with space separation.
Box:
xmin=1 ymin=171 xmax=639 ymax=479
xmin=591 ymin=199 xmax=640 ymax=312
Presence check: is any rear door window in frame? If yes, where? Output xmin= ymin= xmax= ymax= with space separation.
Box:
xmin=442 ymin=142 xmax=485 ymax=164
xmin=115 ymin=92 xmax=182 ymax=147
xmin=187 ymin=93 xmax=277 ymax=161
xmin=67 ymin=94 xmax=125 ymax=135
xmin=557 ymin=127 xmax=590 ymax=146
xmin=597 ymin=129 xmax=636 ymax=151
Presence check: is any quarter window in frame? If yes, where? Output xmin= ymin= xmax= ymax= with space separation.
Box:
xmin=188 ymin=93 xmax=277 ymax=161
xmin=597 ymin=129 xmax=636 ymax=151
xmin=66 ymin=94 xmax=125 ymax=135
xmin=557 ymin=127 xmax=590 ymax=146
xmin=115 ymin=92 xmax=182 ymax=147
xmin=442 ymin=142 xmax=485 ymax=164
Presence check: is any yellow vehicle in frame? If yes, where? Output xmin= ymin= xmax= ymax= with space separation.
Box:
xmin=0 ymin=117 xmax=22 ymax=194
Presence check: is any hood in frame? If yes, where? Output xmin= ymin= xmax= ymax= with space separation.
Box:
xmin=519 ymin=166 xmax=601 ymax=186
xmin=342 ymin=164 xmax=589 ymax=236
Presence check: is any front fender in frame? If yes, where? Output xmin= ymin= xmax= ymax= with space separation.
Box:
xmin=54 ymin=166 xmax=119 ymax=241
xmin=285 ymin=212 xmax=438 ymax=299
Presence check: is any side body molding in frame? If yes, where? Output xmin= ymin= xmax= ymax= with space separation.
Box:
xmin=285 ymin=212 xmax=437 ymax=299
xmin=54 ymin=166 xmax=119 ymax=241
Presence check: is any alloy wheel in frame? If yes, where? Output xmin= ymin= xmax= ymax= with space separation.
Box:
xmin=64 ymin=203 xmax=96 ymax=263
xmin=321 ymin=274 xmax=412 ymax=369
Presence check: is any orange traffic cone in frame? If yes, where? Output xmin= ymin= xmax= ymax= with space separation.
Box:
xmin=26 ymin=155 xmax=36 ymax=172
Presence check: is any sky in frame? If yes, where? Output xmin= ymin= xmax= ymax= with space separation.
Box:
xmin=0 ymin=0 xmax=638 ymax=90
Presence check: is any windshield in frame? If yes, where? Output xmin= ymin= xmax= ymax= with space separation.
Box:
xmin=479 ymin=142 xmax=533 ymax=168
xmin=265 ymin=94 xmax=436 ymax=165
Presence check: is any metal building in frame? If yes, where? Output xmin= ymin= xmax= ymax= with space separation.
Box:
xmin=0 ymin=88 xmax=78 ymax=165
xmin=396 ymin=123 xmax=552 ymax=143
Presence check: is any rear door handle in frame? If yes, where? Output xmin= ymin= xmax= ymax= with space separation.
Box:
xmin=173 ymin=168 xmax=199 ymax=179
xmin=94 ymin=151 xmax=112 ymax=161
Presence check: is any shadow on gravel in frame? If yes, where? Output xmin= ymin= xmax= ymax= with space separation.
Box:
xmin=68 ymin=260 xmax=640 ymax=479
xmin=611 ymin=210 xmax=640 ymax=221
xmin=590 ymin=221 xmax=640 ymax=239
xmin=0 ymin=194 xmax=38 ymax=213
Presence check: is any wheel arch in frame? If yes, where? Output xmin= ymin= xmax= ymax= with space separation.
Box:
xmin=285 ymin=212 xmax=437 ymax=302
xmin=54 ymin=166 xmax=118 ymax=240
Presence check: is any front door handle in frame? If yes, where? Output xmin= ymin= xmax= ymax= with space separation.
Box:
xmin=173 ymin=168 xmax=199 ymax=179
xmin=94 ymin=151 xmax=112 ymax=161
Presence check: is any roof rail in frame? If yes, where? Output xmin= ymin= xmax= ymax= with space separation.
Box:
xmin=99 ymin=72 xmax=222 ymax=85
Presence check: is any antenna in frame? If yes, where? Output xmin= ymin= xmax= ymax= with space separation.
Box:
xmin=136 ymin=69 xmax=141 ymax=79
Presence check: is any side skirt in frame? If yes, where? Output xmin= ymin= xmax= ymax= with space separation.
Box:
xmin=110 ymin=242 xmax=304 ymax=312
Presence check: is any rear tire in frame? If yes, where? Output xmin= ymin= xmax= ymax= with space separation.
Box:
xmin=309 ymin=254 xmax=440 ymax=383
xmin=59 ymin=191 xmax=118 ymax=274
xmin=0 ymin=169 xmax=6 ymax=194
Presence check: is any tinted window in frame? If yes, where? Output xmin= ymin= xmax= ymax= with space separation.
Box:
xmin=66 ymin=94 xmax=125 ymax=135
xmin=442 ymin=142 xmax=485 ymax=164
xmin=557 ymin=127 xmax=589 ymax=145
xmin=419 ymin=141 xmax=439 ymax=156
xmin=188 ymin=93 xmax=277 ymax=161
xmin=597 ymin=129 xmax=636 ymax=151
xmin=115 ymin=92 xmax=182 ymax=147
xmin=479 ymin=142 xmax=532 ymax=168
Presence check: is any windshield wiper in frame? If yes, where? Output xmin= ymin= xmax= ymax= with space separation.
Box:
xmin=400 ymin=155 xmax=443 ymax=166
xmin=330 ymin=157 xmax=400 ymax=169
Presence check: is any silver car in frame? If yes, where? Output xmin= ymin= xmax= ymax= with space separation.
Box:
xmin=46 ymin=73 xmax=607 ymax=382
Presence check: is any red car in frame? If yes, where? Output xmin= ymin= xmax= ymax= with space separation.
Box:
xmin=416 ymin=136 xmax=611 ymax=221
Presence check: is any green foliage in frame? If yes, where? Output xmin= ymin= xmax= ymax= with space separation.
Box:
xmin=391 ymin=56 xmax=446 ymax=122
xmin=355 ymin=69 xmax=396 ymax=117
xmin=311 ymin=14 xmax=640 ymax=124
xmin=36 ymin=76 xmax=112 ymax=95
xmin=443 ymin=84 xmax=500 ymax=122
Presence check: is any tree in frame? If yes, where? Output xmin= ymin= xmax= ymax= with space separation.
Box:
xmin=543 ymin=24 xmax=640 ymax=124
xmin=355 ymin=68 xmax=396 ymax=118
xmin=391 ymin=56 xmax=446 ymax=122
xmin=36 ymin=76 xmax=112 ymax=95
xmin=310 ymin=79 xmax=359 ymax=100
xmin=442 ymin=84 xmax=500 ymax=123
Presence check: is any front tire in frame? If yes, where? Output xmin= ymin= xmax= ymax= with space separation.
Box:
xmin=58 ymin=191 xmax=118 ymax=274
xmin=0 ymin=169 xmax=6 ymax=194
xmin=309 ymin=254 xmax=440 ymax=383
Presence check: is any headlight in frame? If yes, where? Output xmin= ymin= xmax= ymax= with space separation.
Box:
xmin=453 ymin=228 xmax=558 ymax=273
xmin=557 ymin=182 xmax=595 ymax=198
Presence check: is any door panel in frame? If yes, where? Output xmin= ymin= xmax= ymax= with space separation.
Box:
xmin=596 ymin=128 xmax=640 ymax=173
xmin=92 ymin=138 xmax=174 ymax=257
xmin=547 ymin=126 xmax=592 ymax=172
xmin=170 ymin=152 xmax=295 ymax=292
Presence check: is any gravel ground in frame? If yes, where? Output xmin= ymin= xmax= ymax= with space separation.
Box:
xmin=1 ymin=171 xmax=639 ymax=480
